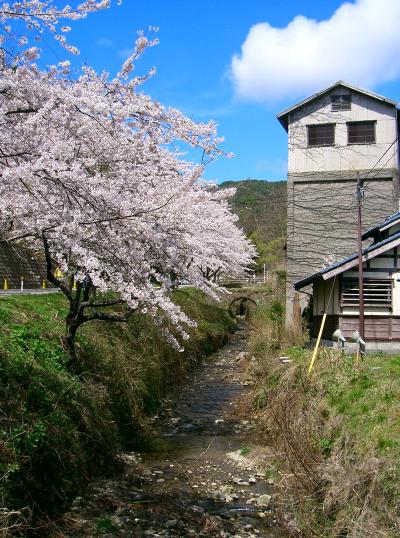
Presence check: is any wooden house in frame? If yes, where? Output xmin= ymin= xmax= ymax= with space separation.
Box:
xmin=295 ymin=212 xmax=400 ymax=351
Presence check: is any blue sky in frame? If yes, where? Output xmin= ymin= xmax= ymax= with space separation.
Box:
xmin=39 ymin=0 xmax=400 ymax=183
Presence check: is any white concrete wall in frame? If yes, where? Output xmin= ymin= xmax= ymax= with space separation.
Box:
xmin=392 ymin=271 xmax=400 ymax=315
xmin=288 ymin=89 xmax=398 ymax=174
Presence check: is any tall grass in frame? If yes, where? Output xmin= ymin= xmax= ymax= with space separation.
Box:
xmin=0 ymin=288 xmax=234 ymax=534
xmin=248 ymin=292 xmax=400 ymax=537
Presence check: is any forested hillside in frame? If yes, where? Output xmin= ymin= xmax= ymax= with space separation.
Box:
xmin=220 ymin=180 xmax=287 ymax=271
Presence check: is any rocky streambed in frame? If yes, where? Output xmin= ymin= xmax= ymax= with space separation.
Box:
xmin=58 ymin=325 xmax=288 ymax=537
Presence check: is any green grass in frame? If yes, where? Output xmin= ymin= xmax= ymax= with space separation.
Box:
xmin=320 ymin=354 xmax=400 ymax=457
xmin=253 ymin=343 xmax=400 ymax=537
xmin=245 ymin=278 xmax=400 ymax=537
xmin=0 ymin=288 xmax=234 ymax=530
xmin=239 ymin=445 xmax=251 ymax=456
xmin=96 ymin=517 xmax=117 ymax=534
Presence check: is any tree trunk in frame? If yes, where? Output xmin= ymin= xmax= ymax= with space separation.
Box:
xmin=63 ymin=317 xmax=80 ymax=370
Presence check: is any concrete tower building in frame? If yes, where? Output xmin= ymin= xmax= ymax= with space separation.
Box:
xmin=277 ymin=81 xmax=400 ymax=322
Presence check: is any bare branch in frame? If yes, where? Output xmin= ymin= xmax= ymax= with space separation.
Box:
xmin=84 ymin=307 xmax=137 ymax=323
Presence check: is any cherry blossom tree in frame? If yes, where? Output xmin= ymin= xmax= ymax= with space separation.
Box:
xmin=0 ymin=1 xmax=121 ymax=57
xmin=0 ymin=2 xmax=256 ymax=367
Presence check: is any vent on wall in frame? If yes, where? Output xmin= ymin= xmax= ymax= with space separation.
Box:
xmin=331 ymin=94 xmax=351 ymax=111
xmin=341 ymin=278 xmax=392 ymax=311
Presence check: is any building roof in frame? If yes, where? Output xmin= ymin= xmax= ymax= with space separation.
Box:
xmin=294 ymin=230 xmax=400 ymax=290
xmin=277 ymin=80 xmax=398 ymax=131
xmin=362 ymin=211 xmax=400 ymax=241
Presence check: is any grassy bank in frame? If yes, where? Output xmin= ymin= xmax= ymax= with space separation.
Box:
xmin=0 ymin=288 xmax=234 ymax=535
xmin=248 ymin=305 xmax=400 ymax=537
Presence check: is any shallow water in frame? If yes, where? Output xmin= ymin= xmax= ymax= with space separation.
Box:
xmin=60 ymin=325 xmax=288 ymax=537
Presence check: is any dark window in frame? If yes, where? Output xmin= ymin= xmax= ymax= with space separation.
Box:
xmin=347 ymin=121 xmax=376 ymax=144
xmin=331 ymin=94 xmax=351 ymax=111
xmin=307 ymin=124 xmax=335 ymax=147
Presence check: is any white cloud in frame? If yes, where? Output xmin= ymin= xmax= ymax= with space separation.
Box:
xmin=118 ymin=47 xmax=133 ymax=59
xmin=231 ymin=0 xmax=400 ymax=104
xmin=96 ymin=37 xmax=114 ymax=47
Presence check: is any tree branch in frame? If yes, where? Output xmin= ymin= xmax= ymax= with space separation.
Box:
xmin=79 ymin=196 xmax=175 ymax=225
xmin=42 ymin=232 xmax=72 ymax=302
xmin=83 ymin=299 xmax=126 ymax=309
xmin=5 ymin=107 xmax=37 ymax=115
xmin=84 ymin=307 xmax=137 ymax=323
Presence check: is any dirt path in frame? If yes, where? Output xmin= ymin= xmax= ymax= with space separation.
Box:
xmin=59 ymin=325 xmax=288 ymax=538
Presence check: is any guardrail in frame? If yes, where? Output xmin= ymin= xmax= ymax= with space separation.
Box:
xmin=218 ymin=274 xmax=274 ymax=287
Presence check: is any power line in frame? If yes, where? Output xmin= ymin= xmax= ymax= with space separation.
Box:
xmin=362 ymin=138 xmax=398 ymax=185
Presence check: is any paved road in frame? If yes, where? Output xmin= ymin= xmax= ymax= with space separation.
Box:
xmin=0 ymin=288 xmax=60 ymax=296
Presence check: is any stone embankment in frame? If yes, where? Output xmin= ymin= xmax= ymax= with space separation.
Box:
xmin=58 ymin=325 xmax=288 ymax=538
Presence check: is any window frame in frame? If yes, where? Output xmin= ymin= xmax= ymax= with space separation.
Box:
xmin=307 ymin=123 xmax=336 ymax=148
xmin=347 ymin=120 xmax=376 ymax=145
xmin=331 ymin=94 xmax=351 ymax=111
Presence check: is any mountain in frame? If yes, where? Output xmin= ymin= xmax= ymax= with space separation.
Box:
xmin=219 ymin=179 xmax=287 ymax=271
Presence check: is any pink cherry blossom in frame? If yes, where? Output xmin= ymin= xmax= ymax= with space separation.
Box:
xmin=0 ymin=2 xmax=256 ymax=364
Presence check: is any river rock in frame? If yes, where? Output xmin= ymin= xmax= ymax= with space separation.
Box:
xmin=256 ymin=494 xmax=272 ymax=507
xmin=211 ymin=490 xmax=226 ymax=500
xmin=232 ymin=477 xmax=249 ymax=486
xmin=236 ymin=351 xmax=249 ymax=362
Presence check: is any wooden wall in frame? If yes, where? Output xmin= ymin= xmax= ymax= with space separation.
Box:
xmin=339 ymin=316 xmax=400 ymax=341
xmin=311 ymin=315 xmax=400 ymax=341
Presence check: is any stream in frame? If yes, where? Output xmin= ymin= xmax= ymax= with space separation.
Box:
xmin=59 ymin=325 xmax=288 ymax=537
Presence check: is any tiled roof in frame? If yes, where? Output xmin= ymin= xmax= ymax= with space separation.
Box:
xmin=362 ymin=211 xmax=400 ymax=240
xmin=294 ymin=231 xmax=400 ymax=290
xmin=277 ymin=80 xmax=398 ymax=131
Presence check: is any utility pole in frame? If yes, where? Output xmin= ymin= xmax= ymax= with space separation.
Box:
xmin=357 ymin=172 xmax=365 ymax=354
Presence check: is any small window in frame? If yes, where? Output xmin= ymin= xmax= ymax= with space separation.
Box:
xmin=347 ymin=121 xmax=376 ymax=144
xmin=331 ymin=94 xmax=351 ymax=111
xmin=307 ymin=124 xmax=335 ymax=147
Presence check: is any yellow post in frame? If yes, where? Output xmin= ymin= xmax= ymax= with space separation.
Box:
xmin=308 ymin=312 xmax=327 ymax=375
xmin=3 ymin=278 xmax=8 ymax=291
xmin=73 ymin=279 xmax=77 ymax=290
xmin=41 ymin=279 xmax=46 ymax=289
xmin=55 ymin=267 xmax=63 ymax=279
